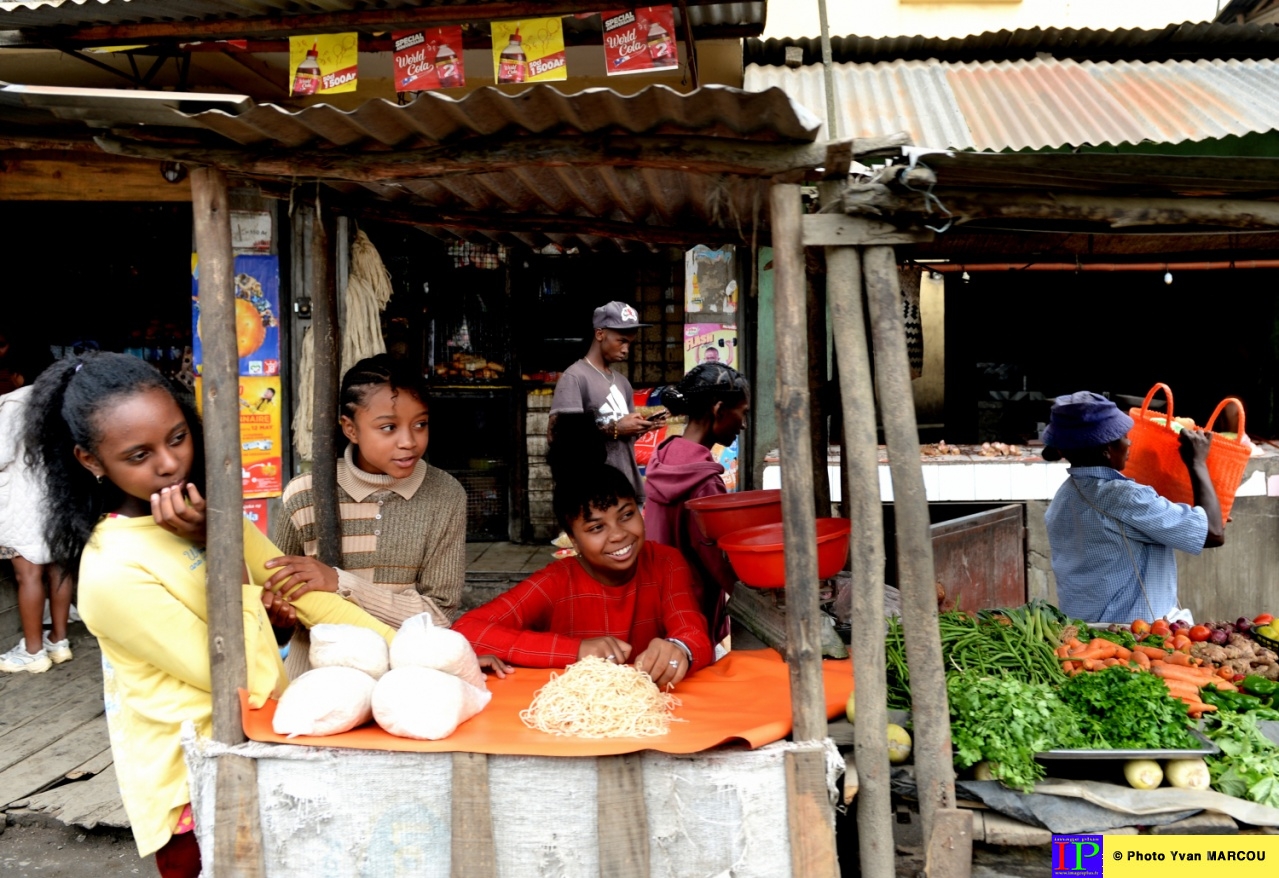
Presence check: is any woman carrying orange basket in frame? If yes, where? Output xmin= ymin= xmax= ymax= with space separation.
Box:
xmin=1042 ymin=392 xmax=1225 ymax=625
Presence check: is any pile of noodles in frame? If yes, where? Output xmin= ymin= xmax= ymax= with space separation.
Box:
xmin=520 ymin=656 xmax=684 ymax=738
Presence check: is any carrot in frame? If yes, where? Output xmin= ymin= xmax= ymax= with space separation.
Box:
xmin=1136 ymin=645 xmax=1168 ymax=660
xmin=1072 ymin=640 xmax=1119 ymax=662
xmin=1082 ymin=659 xmax=1107 ymax=672
xmin=1112 ymin=646 xmax=1132 ymax=661
xmin=1163 ymin=681 xmax=1205 ymax=701
xmin=1201 ymin=678 xmax=1239 ymax=693
xmin=1055 ymin=645 xmax=1070 ymax=659
xmin=1187 ymin=703 xmax=1218 ymax=718
xmin=1151 ymin=663 xmax=1218 ymax=682
xmin=1132 ymin=650 xmax=1152 ymax=670
xmin=1166 ymin=652 xmax=1194 ymax=667
xmin=1102 ymin=657 xmax=1120 ymax=667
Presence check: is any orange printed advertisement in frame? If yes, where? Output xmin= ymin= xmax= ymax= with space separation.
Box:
xmin=491 ymin=18 xmax=566 ymax=83
xmin=194 ymin=376 xmax=284 ymax=499
xmin=288 ymin=33 xmax=358 ymax=96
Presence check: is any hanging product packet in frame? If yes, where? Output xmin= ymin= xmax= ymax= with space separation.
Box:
xmin=491 ymin=18 xmax=567 ymax=83
xmin=392 ymin=26 xmax=465 ymax=92
xmin=601 ymin=6 xmax=679 ymax=75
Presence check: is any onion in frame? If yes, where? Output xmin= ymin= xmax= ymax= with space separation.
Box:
xmin=1165 ymin=758 xmax=1210 ymax=791
xmin=1210 ymin=629 xmax=1230 ymax=645
xmin=1237 ymin=618 xmax=1254 ymax=633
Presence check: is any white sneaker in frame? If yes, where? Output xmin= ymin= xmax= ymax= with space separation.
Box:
xmin=0 ymin=639 xmax=52 ymax=674
xmin=43 ymin=634 xmax=72 ymax=664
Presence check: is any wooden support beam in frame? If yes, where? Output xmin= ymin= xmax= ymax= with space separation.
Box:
xmin=306 ymin=204 xmax=342 ymax=567
xmin=844 ymin=185 xmax=1279 ymax=232
xmin=827 ymin=245 xmax=894 ymax=878
xmin=96 ymin=136 xmax=876 ymax=183
xmin=190 ymin=165 xmax=265 ymax=877
xmin=771 ymin=181 xmax=838 ymax=878
xmin=803 ymin=215 xmax=933 ymax=248
xmin=451 ymin=752 xmax=497 ymax=878
xmin=862 ymin=246 xmax=955 ymax=851
xmin=51 ymin=0 xmax=746 ymax=45
xmin=597 ymin=755 xmax=649 ymax=878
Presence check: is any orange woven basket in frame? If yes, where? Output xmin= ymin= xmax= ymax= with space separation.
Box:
xmin=1124 ymin=384 xmax=1250 ymax=522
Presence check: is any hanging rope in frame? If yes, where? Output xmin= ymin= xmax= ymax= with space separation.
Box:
xmin=293 ymin=325 xmax=315 ymax=462
xmin=340 ymin=229 xmax=395 ymax=375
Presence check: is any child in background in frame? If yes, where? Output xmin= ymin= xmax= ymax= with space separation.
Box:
xmin=0 ymin=386 xmax=73 ymax=673
xmin=266 ymin=355 xmax=467 ymax=677
xmin=643 ymin=363 xmax=750 ymax=646
xmin=23 ymin=352 xmax=394 ymax=877
xmin=453 ymin=414 xmax=711 ymax=687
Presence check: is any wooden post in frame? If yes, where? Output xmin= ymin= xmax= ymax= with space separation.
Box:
xmin=190 ymin=165 xmax=266 ymax=876
xmin=862 ymin=246 xmax=955 ymax=848
xmin=827 ymin=246 xmax=894 ymax=878
xmin=307 ymin=204 xmax=341 ymax=566
xmin=770 ymin=182 xmax=839 ymax=878
xmin=597 ymin=755 xmax=650 ymax=878
xmin=450 ymin=752 xmax=497 ymax=878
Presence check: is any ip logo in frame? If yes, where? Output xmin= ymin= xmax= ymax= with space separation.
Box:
xmin=1052 ymin=835 xmax=1104 ymax=877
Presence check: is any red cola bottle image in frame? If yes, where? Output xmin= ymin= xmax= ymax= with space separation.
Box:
xmin=647 ymin=21 xmax=675 ymax=64
xmin=497 ymin=30 xmax=527 ymax=84
xmin=292 ymin=42 xmax=322 ymax=95
xmin=437 ymin=42 xmax=462 ymax=88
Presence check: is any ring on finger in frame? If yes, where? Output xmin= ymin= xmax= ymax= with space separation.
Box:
xmin=668 ymin=659 xmax=679 ymax=668
xmin=606 ymin=654 xmax=616 ymax=662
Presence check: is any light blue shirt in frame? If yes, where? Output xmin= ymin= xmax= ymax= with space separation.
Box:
xmin=1044 ymin=467 xmax=1208 ymax=624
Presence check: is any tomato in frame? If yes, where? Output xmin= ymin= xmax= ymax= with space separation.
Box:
xmin=1189 ymin=625 xmax=1212 ymax=642
xmin=1254 ymin=614 xmax=1274 ymax=626
xmin=1131 ymin=619 xmax=1151 ymax=636
xmin=1151 ymin=619 xmax=1172 ymax=637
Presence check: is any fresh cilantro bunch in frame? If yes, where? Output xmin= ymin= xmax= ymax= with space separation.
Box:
xmin=1205 ymin=712 xmax=1279 ymax=808
xmin=1058 ymin=665 xmax=1197 ymax=750
xmin=947 ymin=672 xmax=1084 ymax=793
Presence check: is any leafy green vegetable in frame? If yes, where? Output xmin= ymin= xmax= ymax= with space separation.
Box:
xmin=1058 ymin=665 xmax=1198 ymax=750
xmin=1204 ymin=712 xmax=1279 ymax=809
xmin=947 ymin=671 xmax=1084 ymax=793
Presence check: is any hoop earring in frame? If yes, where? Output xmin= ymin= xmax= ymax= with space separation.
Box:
xmin=96 ymin=475 xmax=104 ymax=484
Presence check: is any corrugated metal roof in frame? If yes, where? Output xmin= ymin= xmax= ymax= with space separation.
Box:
xmin=0 ymin=0 xmax=763 ymax=35
xmin=0 ymin=81 xmax=815 ymax=250
xmin=744 ymin=22 xmax=1279 ymax=66
xmin=744 ymin=57 xmax=1279 ymax=150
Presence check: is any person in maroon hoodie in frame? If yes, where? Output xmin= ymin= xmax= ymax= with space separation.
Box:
xmin=643 ymin=363 xmax=749 ymax=647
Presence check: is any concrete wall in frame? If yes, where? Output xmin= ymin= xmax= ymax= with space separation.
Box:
xmin=1024 ymin=458 xmax=1279 ymax=622
xmin=763 ymin=0 xmax=1221 ymax=40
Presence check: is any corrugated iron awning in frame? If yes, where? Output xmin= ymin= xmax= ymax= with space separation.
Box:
xmin=744 ymin=56 xmax=1279 ymax=151
xmin=0 ymin=81 xmax=826 ymax=251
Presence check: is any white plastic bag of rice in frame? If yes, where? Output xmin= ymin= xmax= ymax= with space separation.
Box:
xmin=389 ymin=612 xmax=486 ymax=689
xmin=372 ymin=666 xmax=492 ymax=740
xmin=273 ymin=667 xmax=376 ymax=738
xmin=309 ymin=623 xmax=390 ymax=679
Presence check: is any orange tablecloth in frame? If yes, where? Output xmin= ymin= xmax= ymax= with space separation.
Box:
xmin=241 ymin=649 xmax=854 ymax=757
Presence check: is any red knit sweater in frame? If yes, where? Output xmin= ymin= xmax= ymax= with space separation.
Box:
xmin=452 ymin=542 xmax=713 ymax=671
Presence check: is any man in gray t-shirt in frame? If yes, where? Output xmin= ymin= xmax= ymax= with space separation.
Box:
xmin=549 ymin=301 xmax=660 ymax=504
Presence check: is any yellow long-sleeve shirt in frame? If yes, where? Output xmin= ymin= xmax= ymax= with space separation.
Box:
xmin=78 ymin=514 xmax=395 ymax=857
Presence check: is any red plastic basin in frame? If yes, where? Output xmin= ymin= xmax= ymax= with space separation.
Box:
xmin=685 ymin=489 xmax=783 ymax=543
xmin=717 ymin=518 xmax=851 ymax=589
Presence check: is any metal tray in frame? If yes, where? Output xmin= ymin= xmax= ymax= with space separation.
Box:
xmin=1035 ymin=728 xmax=1219 ymax=761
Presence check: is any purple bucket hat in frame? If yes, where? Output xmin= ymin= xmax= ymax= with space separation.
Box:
xmin=1041 ymin=391 xmax=1134 ymax=451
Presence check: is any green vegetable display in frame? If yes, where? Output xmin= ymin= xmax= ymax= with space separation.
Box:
xmin=1242 ymin=676 xmax=1279 ymax=699
xmin=947 ymin=671 xmax=1083 ymax=793
xmin=1204 ymin=712 xmax=1279 ymax=809
xmin=1057 ymin=665 xmax=1199 ymax=751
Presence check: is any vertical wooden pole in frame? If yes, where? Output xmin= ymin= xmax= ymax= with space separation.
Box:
xmin=827 ymin=246 xmax=894 ymax=878
xmin=191 ymin=165 xmax=265 ymax=877
xmin=450 ymin=752 xmax=497 ymax=878
xmin=771 ymin=183 xmax=838 ymax=878
xmin=597 ymin=755 xmax=650 ymax=878
xmin=862 ymin=246 xmax=955 ymax=848
xmin=308 ymin=204 xmax=341 ymax=566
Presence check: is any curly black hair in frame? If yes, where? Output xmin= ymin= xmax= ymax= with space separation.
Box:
xmin=22 ymin=352 xmax=204 ymax=577
xmin=547 ymin=412 xmax=638 ymax=532
xmin=655 ymin=363 xmax=748 ymax=420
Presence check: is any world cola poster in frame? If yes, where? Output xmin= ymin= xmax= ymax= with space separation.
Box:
xmin=602 ymin=6 xmax=678 ymax=76
xmin=393 ymin=26 xmax=465 ymax=92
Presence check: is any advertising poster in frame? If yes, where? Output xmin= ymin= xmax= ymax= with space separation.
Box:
xmin=684 ymin=245 xmax=737 ymax=315
xmin=288 ymin=33 xmax=358 ymax=96
xmin=192 ymin=254 xmax=281 ymax=378
xmin=491 ymin=19 xmax=566 ymax=84
xmin=683 ymin=323 xmax=738 ymax=373
xmin=243 ymin=499 xmax=270 ymax=537
xmin=602 ymin=6 xmax=678 ymax=76
xmin=393 ymin=26 xmax=465 ymax=92
xmin=195 ymin=376 xmax=284 ymax=499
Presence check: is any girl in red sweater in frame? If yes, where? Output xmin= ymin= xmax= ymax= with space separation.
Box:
xmin=454 ymin=416 xmax=711 ymax=688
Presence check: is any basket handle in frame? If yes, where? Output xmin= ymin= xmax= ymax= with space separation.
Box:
xmin=1139 ymin=383 xmax=1175 ymax=431
xmin=1205 ymin=397 xmax=1246 ymax=440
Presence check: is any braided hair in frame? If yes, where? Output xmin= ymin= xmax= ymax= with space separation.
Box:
xmin=338 ymin=354 xmax=430 ymax=449
xmin=656 ymin=363 xmax=749 ymax=420
xmin=23 ymin=352 xmax=204 ymax=576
